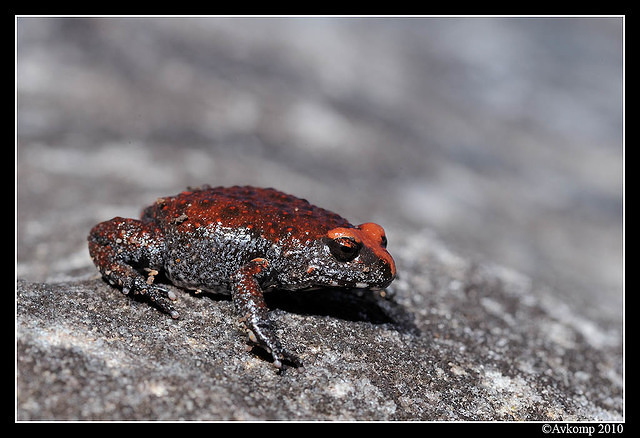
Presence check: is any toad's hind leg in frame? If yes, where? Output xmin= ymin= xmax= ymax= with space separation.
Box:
xmin=231 ymin=258 xmax=302 ymax=368
xmin=88 ymin=217 xmax=179 ymax=318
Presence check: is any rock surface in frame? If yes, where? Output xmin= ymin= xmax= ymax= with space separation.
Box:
xmin=17 ymin=17 xmax=623 ymax=421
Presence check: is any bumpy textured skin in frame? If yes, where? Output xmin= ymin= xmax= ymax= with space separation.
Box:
xmin=88 ymin=185 xmax=396 ymax=368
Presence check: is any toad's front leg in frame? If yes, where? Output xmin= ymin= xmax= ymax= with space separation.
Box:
xmin=231 ymin=258 xmax=302 ymax=368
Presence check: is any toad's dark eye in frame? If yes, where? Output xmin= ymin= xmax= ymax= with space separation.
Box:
xmin=328 ymin=237 xmax=361 ymax=262
xmin=380 ymin=234 xmax=387 ymax=248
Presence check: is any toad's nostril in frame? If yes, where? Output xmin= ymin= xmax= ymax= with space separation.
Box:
xmin=376 ymin=259 xmax=396 ymax=289
xmin=384 ymin=254 xmax=397 ymax=280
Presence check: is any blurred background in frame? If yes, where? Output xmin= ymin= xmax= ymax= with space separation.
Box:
xmin=17 ymin=17 xmax=623 ymax=327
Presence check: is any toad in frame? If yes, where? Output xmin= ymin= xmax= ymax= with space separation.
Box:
xmin=88 ymin=185 xmax=396 ymax=368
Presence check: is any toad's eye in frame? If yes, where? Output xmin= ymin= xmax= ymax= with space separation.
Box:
xmin=328 ymin=237 xmax=361 ymax=262
xmin=380 ymin=234 xmax=387 ymax=248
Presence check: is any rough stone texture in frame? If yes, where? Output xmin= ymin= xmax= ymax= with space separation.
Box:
xmin=17 ymin=17 xmax=623 ymax=421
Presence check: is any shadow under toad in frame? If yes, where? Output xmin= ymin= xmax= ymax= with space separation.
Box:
xmin=265 ymin=287 xmax=420 ymax=335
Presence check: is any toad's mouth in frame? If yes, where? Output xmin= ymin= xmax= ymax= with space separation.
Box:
xmin=327 ymin=280 xmax=381 ymax=290
xmin=304 ymin=278 xmax=390 ymax=291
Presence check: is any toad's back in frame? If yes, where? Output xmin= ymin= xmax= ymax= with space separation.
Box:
xmin=142 ymin=185 xmax=352 ymax=242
